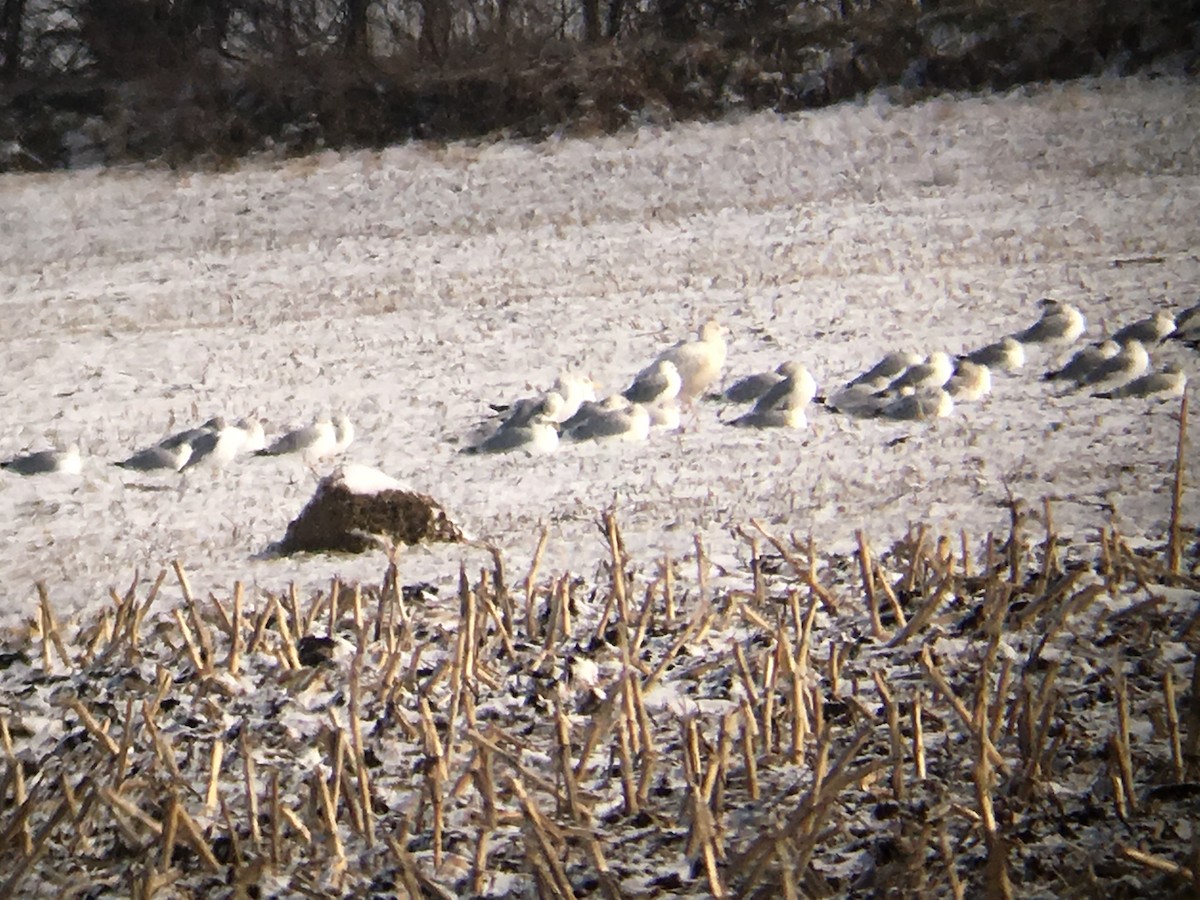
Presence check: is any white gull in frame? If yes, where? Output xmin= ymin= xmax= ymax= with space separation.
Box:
xmin=644 ymin=319 xmax=727 ymax=403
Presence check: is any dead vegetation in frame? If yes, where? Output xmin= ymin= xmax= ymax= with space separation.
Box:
xmin=0 ymin=405 xmax=1198 ymax=897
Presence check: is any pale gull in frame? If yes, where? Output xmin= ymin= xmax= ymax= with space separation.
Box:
xmin=946 ymin=361 xmax=992 ymax=403
xmin=566 ymin=400 xmax=651 ymax=442
xmin=1094 ymin=365 xmax=1187 ymax=401
xmin=623 ymin=359 xmax=682 ymax=405
xmin=878 ymin=389 xmax=954 ymax=421
xmin=1074 ymin=340 xmax=1150 ymax=391
xmin=117 ymin=443 xmax=192 ymax=472
xmin=1013 ymin=299 xmax=1087 ymax=346
xmin=464 ymin=414 xmax=560 ymax=455
xmin=1042 ymin=340 xmax=1120 ymax=384
xmin=1112 ymin=310 xmax=1175 ymax=345
xmin=645 ymin=319 xmax=727 ymax=402
xmin=846 ymin=350 xmax=924 ymax=389
xmin=963 ymin=336 xmax=1025 ymax=372
xmin=549 ymin=372 xmax=598 ymax=422
xmin=1 ymin=444 xmax=82 ymax=476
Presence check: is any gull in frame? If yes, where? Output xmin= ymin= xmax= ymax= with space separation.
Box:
xmin=1112 ymin=310 xmax=1175 ymax=345
xmin=962 ymin=336 xmax=1025 ymax=373
xmin=1043 ymin=341 xmax=1120 ymax=384
xmin=1074 ymin=340 xmax=1150 ymax=391
xmin=117 ymin=443 xmax=192 ymax=472
xmin=464 ymin=414 xmax=560 ymax=455
xmin=1095 ymin=365 xmax=1187 ymax=400
xmin=878 ymin=389 xmax=954 ymax=421
xmin=846 ymin=350 xmax=924 ymax=390
xmin=565 ymin=400 xmax=651 ymax=442
xmin=623 ymin=359 xmax=682 ymax=406
xmin=1013 ymin=299 xmax=1086 ymax=346
xmin=647 ymin=401 xmax=682 ymax=431
xmin=1171 ymin=301 xmax=1200 ymax=342
xmin=731 ymin=405 xmax=808 ymax=429
xmin=499 ymin=393 xmax=567 ymax=430
xmin=239 ymin=418 xmax=267 ymax=453
xmin=257 ymin=418 xmax=337 ymax=462
xmin=752 ymin=364 xmax=817 ymax=410
xmin=724 ymin=360 xmax=802 ymax=404
xmin=946 ymin=361 xmax=992 ymax=403
xmin=644 ymin=319 xmax=727 ymax=402
xmin=549 ymin=372 xmax=598 ymax=422
xmin=158 ymin=416 xmax=222 ymax=451
xmin=331 ymin=415 xmax=355 ymax=455
xmin=1 ymin=444 xmax=82 ymax=476
xmin=182 ymin=419 xmax=252 ymax=470
xmin=885 ymin=352 xmax=953 ymax=393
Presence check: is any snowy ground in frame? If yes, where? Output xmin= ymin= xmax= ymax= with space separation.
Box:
xmin=2 ymin=75 xmax=1199 ymax=628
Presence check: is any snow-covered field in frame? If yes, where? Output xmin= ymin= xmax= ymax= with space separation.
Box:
xmin=2 ymin=75 xmax=1199 ymax=627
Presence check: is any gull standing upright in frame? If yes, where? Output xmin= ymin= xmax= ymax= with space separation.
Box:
xmin=1 ymin=444 xmax=82 ymax=476
xmin=642 ymin=319 xmax=727 ymax=403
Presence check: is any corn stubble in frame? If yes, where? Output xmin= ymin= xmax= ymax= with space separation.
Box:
xmin=0 ymin=404 xmax=1197 ymax=897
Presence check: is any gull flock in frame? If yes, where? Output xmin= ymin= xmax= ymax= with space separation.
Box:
xmin=1 ymin=298 xmax=1195 ymax=475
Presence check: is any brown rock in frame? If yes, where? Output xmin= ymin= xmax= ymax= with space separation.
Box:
xmin=274 ymin=464 xmax=463 ymax=555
